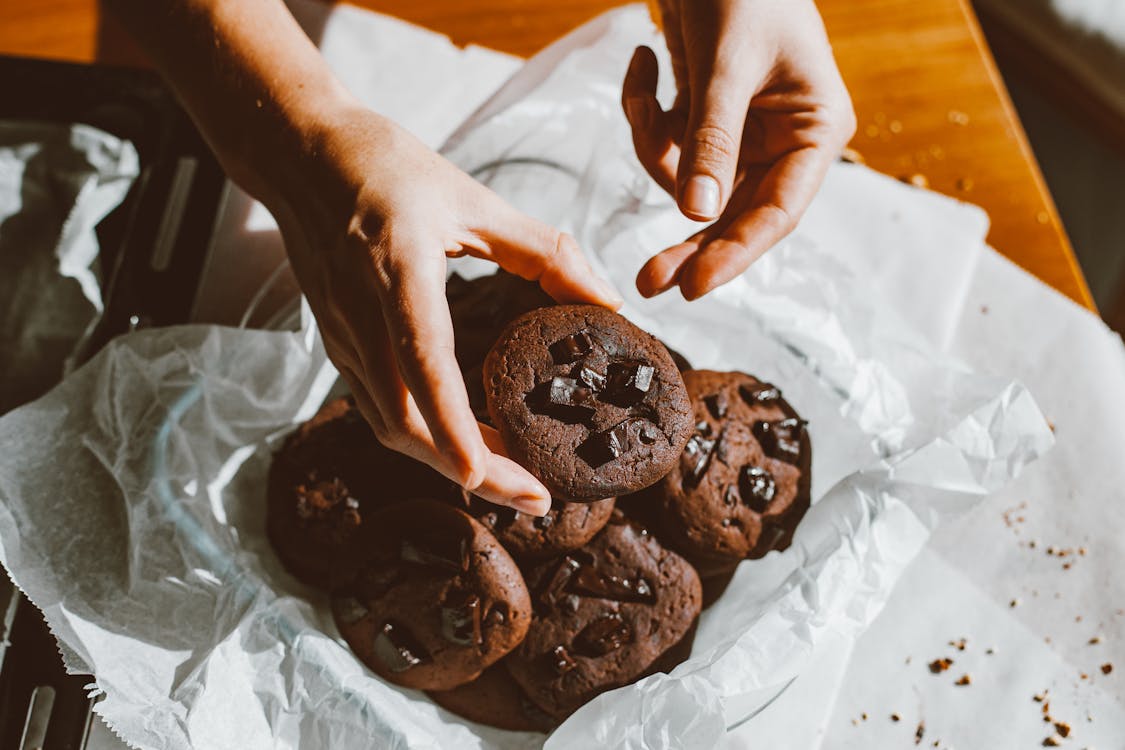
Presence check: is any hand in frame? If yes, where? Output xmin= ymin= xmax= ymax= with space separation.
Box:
xmin=267 ymin=103 xmax=623 ymax=515
xmin=623 ymin=0 xmax=856 ymax=299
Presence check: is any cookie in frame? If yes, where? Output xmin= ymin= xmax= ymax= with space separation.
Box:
xmin=331 ymin=499 xmax=532 ymax=691
xmin=654 ymin=370 xmax=812 ymax=575
xmin=504 ymin=513 xmax=702 ymax=719
xmin=483 ymin=305 xmax=694 ymax=501
xmin=448 ymin=271 xmax=555 ymax=425
xmin=451 ymin=492 xmax=618 ymax=561
xmin=427 ymin=663 xmax=557 ymax=733
xmin=266 ymin=397 xmax=450 ymax=588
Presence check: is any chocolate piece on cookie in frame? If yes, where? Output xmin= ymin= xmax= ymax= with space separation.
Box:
xmin=654 ymin=370 xmax=811 ymax=575
xmin=266 ymin=397 xmax=450 ymax=588
xmin=451 ymin=492 xmax=618 ymax=562
xmin=332 ymin=499 xmax=532 ymax=691
xmin=427 ymin=663 xmax=558 ymax=733
xmin=504 ymin=515 xmax=702 ymax=719
xmin=483 ymin=305 xmax=693 ymax=501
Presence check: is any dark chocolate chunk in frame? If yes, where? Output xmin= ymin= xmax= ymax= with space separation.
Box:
xmin=570 ymin=567 xmax=656 ymax=604
xmin=401 ymin=534 xmax=469 ymax=574
xmin=680 ymin=434 xmax=716 ymax=489
xmin=575 ymin=363 xmax=607 ymax=392
xmin=373 ymin=620 xmax=429 ymax=672
xmin=739 ymin=382 xmax=782 ymax=406
xmin=703 ymin=392 xmax=728 ymax=420
xmin=441 ymin=591 xmax=483 ymax=647
xmin=751 ymin=418 xmax=806 ymax=465
xmin=534 ymin=513 xmax=555 ymax=530
xmin=738 ymin=465 xmax=777 ymax=512
xmin=550 ymin=645 xmax=577 ymax=675
xmin=695 ymin=420 xmax=713 ymax=437
xmin=605 ymin=362 xmax=656 ymax=406
xmin=576 ymin=613 xmax=634 ymax=657
xmin=538 ymin=555 xmax=582 ymax=608
xmin=542 ymin=376 xmax=597 ymax=422
xmin=578 ymin=418 xmax=659 ymax=468
xmin=550 ymin=331 xmax=594 ymax=364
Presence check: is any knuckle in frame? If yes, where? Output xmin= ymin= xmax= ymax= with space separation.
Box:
xmin=759 ymin=202 xmax=797 ymax=235
xmin=689 ymin=124 xmax=739 ymax=166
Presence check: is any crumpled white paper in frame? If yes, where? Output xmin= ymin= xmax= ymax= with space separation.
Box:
xmin=0 ymin=7 xmax=1054 ymax=750
xmin=0 ymin=121 xmax=139 ymax=412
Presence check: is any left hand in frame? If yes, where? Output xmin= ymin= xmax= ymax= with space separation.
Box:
xmin=623 ymin=0 xmax=856 ymax=300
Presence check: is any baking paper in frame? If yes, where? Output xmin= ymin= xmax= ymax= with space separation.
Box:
xmin=0 ymin=6 xmax=1053 ymax=750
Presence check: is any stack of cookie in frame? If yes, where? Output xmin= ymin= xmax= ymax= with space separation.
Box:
xmin=265 ymin=272 xmax=812 ymax=731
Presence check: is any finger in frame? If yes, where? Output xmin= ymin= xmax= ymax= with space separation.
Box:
xmin=678 ymin=145 xmax=834 ymax=299
xmin=635 ymin=239 xmax=700 ymax=298
xmin=467 ymin=195 xmax=623 ymax=309
xmin=345 ymin=361 xmax=551 ymax=515
xmin=622 ymin=45 xmax=680 ymax=195
xmin=676 ymin=53 xmax=763 ymax=222
xmin=373 ymin=251 xmax=489 ymax=489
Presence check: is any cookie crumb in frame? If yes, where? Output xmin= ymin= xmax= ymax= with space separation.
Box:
xmin=891 ymin=713 xmax=901 ymax=722
xmin=1089 ymin=636 xmax=1102 ymax=645
xmin=949 ymin=638 xmax=967 ymax=651
xmin=862 ymin=712 xmax=868 ymax=721
xmin=915 ymin=721 xmax=925 ymax=745
xmin=1101 ymin=663 xmax=1113 ymax=674
xmin=1055 ymin=722 xmax=1071 ymax=738
xmin=955 ymin=674 xmax=972 ymax=686
xmin=986 ymin=647 xmax=996 ymax=655
xmin=1043 ymin=736 xmax=1062 ymax=747
xmin=1033 ymin=691 xmax=1047 ymax=703
xmin=929 ymin=658 xmax=953 ymax=673
xmin=1011 ymin=598 xmax=1020 ymax=608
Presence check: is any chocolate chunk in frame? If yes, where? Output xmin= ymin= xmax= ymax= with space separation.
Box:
xmin=441 ymin=591 xmax=483 ymax=647
xmin=550 ymin=331 xmax=594 ymax=364
xmin=751 ymin=418 xmax=806 ymax=464
xmin=401 ymin=534 xmax=469 ymax=574
xmin=738 ymin=465 xmax=777 ymax=512
xmin=703 ymin=392 xmax=728 ymax=420
xmin=723 ymin=485 xmax=739 ymax=507
xmin=605 ymin=362 xmax=656 ymax=406
xmin=739 ymin=382 xmax=781 ymax=406
xmin=578 ymin=418 xmax=658 ymax=468
xmin=538 ymin=555 xmax=582 ymax=608
xmin=534 ymin=513 xmax=555 ymax=530
xmin=570 ymin=567 xmax=656 ymax=604
xmin=695 ymin=420 xmax=713 ymax=437
xmin=373 ymin=621 xmax=429 ymax=672
xmin=542 ymin=376 xmax=597 ymax=422
xmin=680 ymin=434 xmax=716 ymax=489
xmin=484 ymin=602 xmax=508 ymax=628
xmin=576 ymin=613 xmax=634 ymax=657
xmin=575 ymin=363 xmax=607 ymax=392
xmin=562 ymin=594 xmax=581 ymax=613
xmin=550 ymin=645 xmax=578 ymax=675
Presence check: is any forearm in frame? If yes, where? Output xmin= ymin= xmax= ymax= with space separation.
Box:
xmin=104 ymin=0 xmax=355 ymax=205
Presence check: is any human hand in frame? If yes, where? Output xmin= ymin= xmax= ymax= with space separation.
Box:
xmin=266 ymin=103 xmax=623 ymax=515
xmin=623 ymin=0 xmax=856 ymax=299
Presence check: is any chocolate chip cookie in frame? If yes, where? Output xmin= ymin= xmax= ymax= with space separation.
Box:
xmin=654 ymin=370 xmax=812 ymax=575
xmin=504 ymin=513 xmax=702 ymax=719
xmin=451 ymin=493 xmax=618 ymax=561
xmin=483 ymin=305 xmax=694 ymax=501
xmin=331 ymin=499 xmax=532 ymax=691
xmin=266 ymin=397 xmax=450 ymax=588
xmin=427 ymin=663 xmax=557 ymax=733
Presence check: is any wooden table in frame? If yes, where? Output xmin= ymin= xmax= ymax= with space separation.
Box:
xmin=0 ymin=0 xmax=1096 ymax=310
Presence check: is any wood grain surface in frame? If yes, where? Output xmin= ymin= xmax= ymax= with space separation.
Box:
xmin=0 ymin=0 xmax=1096 ymax=310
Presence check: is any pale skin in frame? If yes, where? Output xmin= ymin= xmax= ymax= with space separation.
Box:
xmin=106 ymin=0 xmax=854 ymax=516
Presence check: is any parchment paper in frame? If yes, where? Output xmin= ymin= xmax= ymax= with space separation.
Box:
xmin=0 ymin=7 xmax=1053 ymax=750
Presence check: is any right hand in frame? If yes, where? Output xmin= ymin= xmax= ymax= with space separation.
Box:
xmin=259 ymin=102 xmax=624 ymax=515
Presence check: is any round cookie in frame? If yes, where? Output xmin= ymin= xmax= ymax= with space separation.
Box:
xmin=654 ymin=370 xmax=812 ymax=576
xmin=331 ymin=499 xmax=532 ymax=691
xmin=266 ymin=397 xmax=450 ymax=588
xmin=427 ymin=663 xmax=557 ymax=733
xmin=450 ymin=491 xmax=618 ymax=561
xmin=483 ymin=305 xmax=694 ymax=501
xmin=504 ymin=513 xmax=702 ymax=719
xmin=447 ymin=271 xmax=555 ymax=425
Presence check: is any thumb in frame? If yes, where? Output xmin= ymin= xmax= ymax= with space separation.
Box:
xmin=676 ymin=70 xmax=753 ymax=222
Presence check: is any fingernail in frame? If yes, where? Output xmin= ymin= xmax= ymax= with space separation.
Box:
xmin=594 ymin=276 xmax=625 ymax=307
xmin=511 ymin=495 xmax=552 ymax=517
xmin=682 ymin=175 xmax=720 ymax=220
